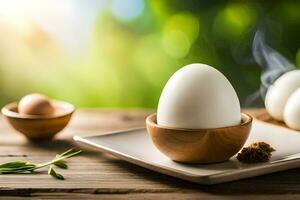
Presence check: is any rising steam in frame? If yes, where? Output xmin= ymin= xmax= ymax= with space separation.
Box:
xmin=252 ymin=29 xmax=295 ymax=89
xmin=244 ymin=29 xmax=296 ymax=106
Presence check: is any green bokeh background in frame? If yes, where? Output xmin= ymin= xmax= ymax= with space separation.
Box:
xmin=0 ymin=0 xmax=299 ymax=108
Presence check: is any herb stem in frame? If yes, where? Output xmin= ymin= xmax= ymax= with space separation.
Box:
xmin=35 ymin=150 xmax=81 ymax=169
xmin=0 ymin=149 xmax=82 ymax=179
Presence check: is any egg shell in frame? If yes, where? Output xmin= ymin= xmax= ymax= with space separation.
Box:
xmin=284 ymin=88 xmax=300 ymax=130
xmin=157 ymin=63 xmax=241 ymax=129
xmin=18 ymin=93 xmax=54 ymax=115
xmin=265 ymin=70 xmax=300 ymax=121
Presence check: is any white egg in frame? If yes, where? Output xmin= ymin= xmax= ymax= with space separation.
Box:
xmin=157 ymin=63 xmax=241 ymax=129
xmin=284 ymin=88 xmax=300 ymax=130
xmin=265 ymin=70 xmax=300 ymax=121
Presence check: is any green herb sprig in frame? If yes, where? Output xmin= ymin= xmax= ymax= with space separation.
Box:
xmin=0 ymin=149 xmax=81 ymax=180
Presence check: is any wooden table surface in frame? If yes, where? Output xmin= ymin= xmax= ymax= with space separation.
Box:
xmin=1 ymin=109 xmax=300 ymax=199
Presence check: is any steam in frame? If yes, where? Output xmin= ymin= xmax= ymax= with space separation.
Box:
xmin=252 ymin=29 xmax=295 ymax=89
xmin=243 ymin=28 xmax=296 ymax=106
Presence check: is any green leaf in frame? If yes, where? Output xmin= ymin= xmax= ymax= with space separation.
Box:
xmin=48 ymin=166 xmax=64 ymax=180
xmin=0 ymin=161 xmax=37 ymax=173
xmin=0 ymin=165 xmax=36 ymax=173
xmin=0 ymin=161 xmax=31 ymax=168
xmin=53 ymin=161 xmax=68 ymax=169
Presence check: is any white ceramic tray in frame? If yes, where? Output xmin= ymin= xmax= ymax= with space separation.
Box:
xmin=74 ymin=119 xmax=300 ymax=185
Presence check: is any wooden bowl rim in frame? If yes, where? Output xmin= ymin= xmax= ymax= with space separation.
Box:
xmin=146 ymin=113 xmax=252 ymax=132
xmin=1 ymin=100 xmax=75 ymax=120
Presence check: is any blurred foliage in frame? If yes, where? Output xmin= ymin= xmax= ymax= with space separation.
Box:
xmin=0 ymin=0 xmax=300 ymax=108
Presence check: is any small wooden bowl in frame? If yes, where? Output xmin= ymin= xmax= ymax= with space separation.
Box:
xmin=1 ymin=100 xmax=75 ymax=140
xmin=146 ymin=113 xmax=252 ymax=164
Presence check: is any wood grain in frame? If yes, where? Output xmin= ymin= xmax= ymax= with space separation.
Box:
xmin=1 ymin=108 xmax=300 ymax=199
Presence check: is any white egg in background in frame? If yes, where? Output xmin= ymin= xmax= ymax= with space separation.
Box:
xmin=265 ymin=70 xmax=300 ymax=121
xmin=284 ymin=88 xmax=300 ymax=130
xmin=157 ymin=63 xmax=241 ymax=129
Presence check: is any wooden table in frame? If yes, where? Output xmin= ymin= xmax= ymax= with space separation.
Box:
xmin=1 ymin=109 xmax=300 ymax=199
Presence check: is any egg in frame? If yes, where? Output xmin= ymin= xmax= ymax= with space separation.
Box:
xmin=284 ymin=88 xmax=300 ymax=130
xmin=157 ymin=63 xmax=241 ymax=129
xmin=18 ymin=93 xmax=54 ymax=115
xmin=265 ymin=70 xmax=300 ymax=121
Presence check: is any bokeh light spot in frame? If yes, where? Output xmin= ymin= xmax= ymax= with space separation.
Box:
xmin=213 ymin=3 xmax=256 ymax=40
xmin=148 ymin=0 xmax=172 ymax=20
xmin=163 ymin=30 xmax=190 ymax=58
xmin=112 ymin=0 xmax=145 ymax=21
xmin=164 ymin=12 xmax=199 ymax=43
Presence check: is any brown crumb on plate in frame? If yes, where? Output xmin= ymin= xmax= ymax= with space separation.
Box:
xmin=236 ymin=142 xmax=275 ymax=163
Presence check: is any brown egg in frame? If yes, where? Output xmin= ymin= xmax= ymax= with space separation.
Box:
xmin=18 ymin=93 xmax=55 ymax=115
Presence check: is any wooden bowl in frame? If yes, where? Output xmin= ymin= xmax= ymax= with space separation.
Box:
xmin=146 ymin=113 xmax=252 ymax=164
xmin=1 ymin=100 xmax=75 ymax=140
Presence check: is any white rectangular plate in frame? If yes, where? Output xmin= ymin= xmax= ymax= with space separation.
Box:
xmin=74 ymin=120 xmax=300 ymax=185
